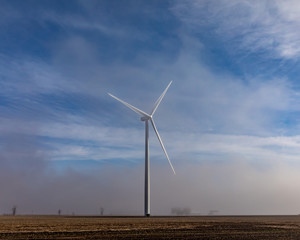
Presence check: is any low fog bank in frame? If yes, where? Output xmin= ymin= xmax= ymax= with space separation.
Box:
xmin=1 ymin=133 xmax=300 ymax=216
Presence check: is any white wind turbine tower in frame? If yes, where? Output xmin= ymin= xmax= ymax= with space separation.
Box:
xmin=108 ymin=81 xmax=175 ymax=217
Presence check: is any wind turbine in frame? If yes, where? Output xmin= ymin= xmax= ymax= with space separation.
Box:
xmin=108 ymin=81 xmax=175 ymax=217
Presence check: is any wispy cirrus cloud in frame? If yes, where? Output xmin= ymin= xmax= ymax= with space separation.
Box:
xmin=172 ymin=0 xmax=300 ymax=59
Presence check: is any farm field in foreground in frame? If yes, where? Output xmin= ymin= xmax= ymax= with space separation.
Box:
xmin=1 ymin=215 xmax=300 ymax=239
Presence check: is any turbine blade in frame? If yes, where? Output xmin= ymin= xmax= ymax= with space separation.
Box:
xmin=150 ymin=119 xmax=176 ymax=175
xmin=151 ymin=81 xmax=172 ymax=116
xmin=108 ymin=93 xmax=150 ymax=118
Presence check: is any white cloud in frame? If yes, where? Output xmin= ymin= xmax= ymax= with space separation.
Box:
xmin=159 ymin=47 xmax=295 ymax=135
xmin=1 ymin=37 xmax=298 ymax=164
xmin=172 ymin=0 xmax=300 ymax=59
xmin=41 ymin=11 xmax=127 ymax=38
xmin=0 ymin=54 xmax=69 ymax=95
xmin=4 ymin=117 xmax=298 ymax=166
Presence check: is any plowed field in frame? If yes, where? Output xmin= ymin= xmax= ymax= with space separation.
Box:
xmin=1 ymin=215 xmax=300 ymax=239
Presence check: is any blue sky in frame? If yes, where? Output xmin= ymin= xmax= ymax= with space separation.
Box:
xmin=2 ymin=0 xmax=300 ymax=215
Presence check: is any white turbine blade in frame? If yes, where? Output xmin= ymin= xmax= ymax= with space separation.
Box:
xmin=108 ymin=93 xmax=150 ymax=118
xmin=151 ymin=81 xmax=172 ymax=116
xmin=150 ymin=119 xmax=176 ymax=175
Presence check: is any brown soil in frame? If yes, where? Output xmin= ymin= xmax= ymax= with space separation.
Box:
xmin=1 ymin=215 xmax=300 ymax=239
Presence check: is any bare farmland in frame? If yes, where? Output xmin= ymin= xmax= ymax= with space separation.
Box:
xmin=1 ymin=215 xmax=300 ymax=239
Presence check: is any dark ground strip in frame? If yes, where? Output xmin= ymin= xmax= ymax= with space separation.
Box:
xmin=1 ymin=216 xmax=300 ymax=239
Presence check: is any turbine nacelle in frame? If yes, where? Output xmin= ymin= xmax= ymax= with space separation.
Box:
xmin=141 ymin=116 xmax=150 ymax=121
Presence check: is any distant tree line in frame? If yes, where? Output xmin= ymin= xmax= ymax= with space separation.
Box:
xmin=171 ymin=207 xmax=191 ymax=215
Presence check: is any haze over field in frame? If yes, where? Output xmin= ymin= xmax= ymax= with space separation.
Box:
xmin=2 ymin=0 xmax=300 ymax=215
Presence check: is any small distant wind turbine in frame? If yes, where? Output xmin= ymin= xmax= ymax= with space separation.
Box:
xmin=108 ymin=81 xmax=175 ymax=217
